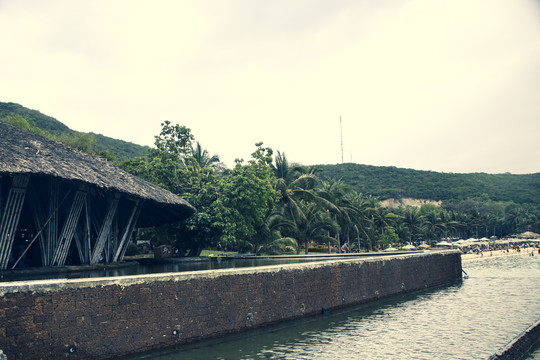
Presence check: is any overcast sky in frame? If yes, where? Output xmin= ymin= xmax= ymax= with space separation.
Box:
xmin=1 ymin=0 xmax=539 ymax=174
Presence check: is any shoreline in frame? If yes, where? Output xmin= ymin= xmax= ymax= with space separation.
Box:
xmin=461 ymin=248 xmax=538 ymax=262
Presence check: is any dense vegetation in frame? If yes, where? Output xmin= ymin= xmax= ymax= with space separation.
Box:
xmin=2 ymin=103 xmax=539 ymax=254
xmin=317 ymin=163 xmax=540 ymax=206
xmin=0 ymin=102 xmax=148 ymax=161
xmin=120 ymin=122 xmax=540 ymax=255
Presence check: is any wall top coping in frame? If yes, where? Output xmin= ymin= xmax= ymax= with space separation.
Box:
xmin=0 ymin=251 xmax=461 ymax=296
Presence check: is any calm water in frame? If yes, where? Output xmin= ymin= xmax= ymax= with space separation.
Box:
xmin=121 ymin=253 xmax=540 ymax=360
xmin=1 ymin=255 xmax=385 ymax=282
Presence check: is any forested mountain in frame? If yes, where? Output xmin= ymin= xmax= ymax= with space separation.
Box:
xmin=317 ymin=163 xmax=540 ymax=206
xmin=2 ymin=103 xmax=538 ymax=250
xmin=1 ymin=102 xmax=538 ymax=208
xmin=0 ymin=102 xmax=148 ymax=161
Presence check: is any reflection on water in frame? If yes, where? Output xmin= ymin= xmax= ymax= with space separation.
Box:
xmin=120 ymin=254 xmax=540 ymax=360
xmin=138 ymin=257 xmax=337 ymax=275
xmin=1 ymin=257 xmax=340 ymax=282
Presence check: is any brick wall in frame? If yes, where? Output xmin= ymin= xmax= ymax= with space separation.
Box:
xmin=0 ymin=252 xmax=462 ymax=360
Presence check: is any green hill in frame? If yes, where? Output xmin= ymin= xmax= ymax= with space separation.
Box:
xmin=0 ymin=102 xmax=148 ymax=161
xmin=317 ymin=163 xmax=540 ymax=206
xmin=2 ymin=102 xmax=538 ymax=208
xmin=0 ymin=102 xmax=70 ymax=134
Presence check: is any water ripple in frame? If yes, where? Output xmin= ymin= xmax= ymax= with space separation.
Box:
xmin=122 ymin=255 xmax=540 ymax=360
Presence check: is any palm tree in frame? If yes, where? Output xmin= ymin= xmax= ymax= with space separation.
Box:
xmin=272 ymin=152 xmax=319 ymax=208
xmin=277 ymin=201 xmax=338 ymax=254
xmin=316 ymin=180 xmax=359 ymax=253
xmin=248 ymin=212 xmax=298 ymax=255
xmin=421 ymin=211 xmax=447 ymax=244
xmin=344 ymin=192 xmax=377 ymax=251
xmin=191 ymin=142 xmax=225 ymax=171
xmin=402 ymin=207 xmax=425 ymax=243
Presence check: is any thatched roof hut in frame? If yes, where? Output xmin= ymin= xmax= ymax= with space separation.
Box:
xmin=0 ymin=121 xmax=196 ymax=268
xmin=0 ymin=121 xmax=195 ymax=227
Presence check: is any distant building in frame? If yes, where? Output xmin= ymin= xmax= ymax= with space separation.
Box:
xmin=0 ymin=122 xmax=196 ymax=269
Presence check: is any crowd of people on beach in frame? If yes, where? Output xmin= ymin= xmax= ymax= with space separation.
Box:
xmin=459 ymin=242 xmax=540 ymax=257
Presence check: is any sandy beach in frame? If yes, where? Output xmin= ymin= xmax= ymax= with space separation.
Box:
xmin=461 ymin=247 xmax=539 ymax=262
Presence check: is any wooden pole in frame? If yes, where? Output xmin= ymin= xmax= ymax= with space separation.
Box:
xmin=52 ymin=190 xmax=86 ymax=266
xmin=90 ymin=194 xmax=120 ymax=264
xmin=47 ymin=180 xmax=59 ymax=265
xmin=11 ymin=188 xmax=72 ymax=269
xmin=113 ymin=199 xmax=142 ymax=262
xmin=0 ymin=175 xmax=30 ymax=270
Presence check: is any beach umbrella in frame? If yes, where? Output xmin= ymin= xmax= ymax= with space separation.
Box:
xmin=521 ymin=231 xmax=540 ymax=239
xmin=401 ymin=244 xmax=416 ymax=250
xmin=435 ymin=241 xmax=452 ymax=247
xmin=417 ymin=244 xmax=430 ymax=249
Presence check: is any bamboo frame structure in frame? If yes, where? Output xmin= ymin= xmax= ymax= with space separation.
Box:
xmin=3 ymin=176 xmax=152 ymax=269
xmin=0 ymin=175 xmax=29 ymax=269
xmin=0 ymin=122 xmax=196 ymax=270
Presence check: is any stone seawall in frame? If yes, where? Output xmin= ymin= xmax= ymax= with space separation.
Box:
xmin=0 ymin=251 xmax=462 ymax=360
xmin=489 ymin=317 xmax=540 ymax=360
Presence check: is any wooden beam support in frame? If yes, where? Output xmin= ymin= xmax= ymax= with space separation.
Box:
xmin=52 ymin=189 xmax=86 ymax=266
xmin=113 ymin=199 xmax=142 ymax=262
xmin=0 ymin=175 xmax=30 ymax=270
xmin=0 ymin=175 xmax=3 ymax=224
xmin=29 ymin=180 xmax=60 ymax=266
xmin=13 ymin=187 xmax=73 ymax=269
xmin=90 ymin=194 xmax=120 ymax=265
xmin=31 ymin=195 xmax=48 ymax=266
xmin=84 ymin=198 xmax=91 ymax=263
xmin=47 ymin=180 xmax=60 ymax=265
xmin=72 ymin=196 xmax=92 ymax=265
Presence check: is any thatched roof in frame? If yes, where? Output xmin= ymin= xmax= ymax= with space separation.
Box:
xmin=0 ymin=122 xmax=195 ymax=226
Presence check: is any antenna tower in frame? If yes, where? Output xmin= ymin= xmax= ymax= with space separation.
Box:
xmin=340 ymin=116 xmax=344 ymax=164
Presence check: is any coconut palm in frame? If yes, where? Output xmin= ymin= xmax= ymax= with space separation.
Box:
xmin=248 ymin=211 xmax=298 ymax=255
xmin=272 ymin=152 xmax=320 ymax=208
xmin=402 ymin=207 xmax=425 ymax=243
xmin=316 ymin=179 xmax=360 ymax=252
xmin=276 ymin=200 xmax=338 ymax=254
xmin=191 ymin=142 xmax=225 ymax=172
xmin=271 ymin=152 xmax=333 ymax=254
xmin=344 ymin=192 xmax=378 ymax=251
xmin=421 ymin=210 xmax=448 ymax=244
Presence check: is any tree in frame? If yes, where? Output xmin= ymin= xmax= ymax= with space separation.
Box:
xmin=402 ymin=207 xmax=424 ymax=243
xmin=154 ymin=120 xmax=194 ymax=160
xmin=246 ymin=211 xmax=298 ymax=255
xmin=120 ymin=122 xmax=222 ymax=255
xmin=276 ymin=201 xmax=338 ymax=255
xmin=343 ymin=192 xmax=378 ymax=251
xmin=378 ymin=226 xmax=399 ymax=249
xmin=214 ymin=143 xmax=280 ymax=252
xmin=191 ymin=141 xmax=225 ymax=172
xmin=54 ymin=131 xmax=96 ymax=153
xmin=316 ymin=180 xmax=355 ymax=253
